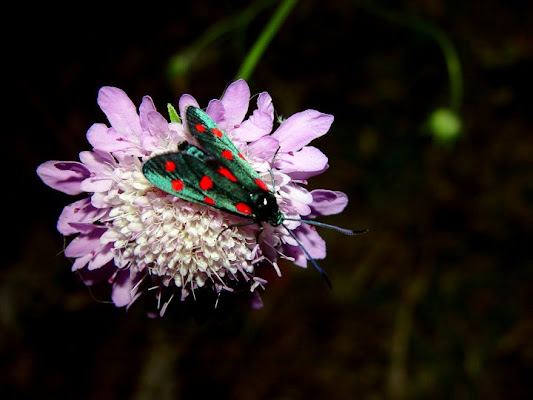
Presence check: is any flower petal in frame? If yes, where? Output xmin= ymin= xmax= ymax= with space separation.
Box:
xmin=68 ymin=222 xmax=104 ymax=234
xmin=309 ymin=190 xmax=349 ymax=217
xmin=139 ymin=95 xmax=169 ymax=144
xmin=90 ymin=192 xmax=109 ymax=209
xmin=206 ymin=99 xmax=226 ymax=126
xmin=276 ymin=146 xmax=329 ymax=179
xmin=283 ymin=224 xmax=326 ymax=268
xmin=88 ymin=243 xmax=115 ymax=270
xmin=111 ymin=270 xmax=140 ymax=307
xmin=36 ymin=161 xmax=90 ymax=195
xmin=140 ymin=111 xmax=169 ymax=152
xmin=71 ymin=253 xmax=93 ymax=271
xmin=178 ymin=94 xmax=199 ymax=120
xmin=232 ymin=92 xmax=274 ymax=142
xmin=57 ymin=198 xmax=106 ymax=235
xmin=143 ymin=111 xmax=167 ymax=137
xmin=250 ymin=291 xmax=264 ymax=309
xmin=139 ymin=95 xmax=157 ymax=131
xmin=281 ymin=184 xmax=313 ymax=216
xmin=87 ymin=124 xmax=144 ymax=155
xmin=247 ymin=136 xmax=279 ymax=162
xmin=97 ymin=86 xmax=142 ymax=137
xmin=79 ymin=150 xmax=115 ymax=173
xmin=219 ymin=79 xmax=250 ymax=128
xmin=272 ymin=110 xmax=334 ymax=151
xmin=79 ymin=175 xmax=113 ymax=193
xmin=64 ymin=227 xmax=105 ymax=257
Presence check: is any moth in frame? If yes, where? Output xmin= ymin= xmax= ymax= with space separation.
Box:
xmin=142 ymin=106 xmax=364 ymax=286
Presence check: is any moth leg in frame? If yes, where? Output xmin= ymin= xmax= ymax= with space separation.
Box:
xmin=255 ymin=223 xmax=264 ymax=244
xmin=268 ymin=146 xmax=281 ymax=191
xmin=216 ymin=221 xmax=256 ymax=241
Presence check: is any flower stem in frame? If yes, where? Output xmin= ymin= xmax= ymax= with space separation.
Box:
xmin=235 ymin=0 xmax=298 ymax=81
xmin=357 ymin=2 xmax=463 ymax=113
xmin=167 ymin=0 xmax=275 ymax=80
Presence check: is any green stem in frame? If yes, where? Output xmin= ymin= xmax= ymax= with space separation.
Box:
xmin=167 ymin=0 xmax=275 ymax=79
xmin=357 ymin=3 xmax=463 ymax=113
xmin=235 ymin=0 xmax=298 ymax=81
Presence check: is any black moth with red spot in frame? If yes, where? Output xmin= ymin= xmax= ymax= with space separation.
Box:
xmin=143 ymin=105 xmax=364 ymax=288
xmin=143 ymin=106 xmax=284 ymax=226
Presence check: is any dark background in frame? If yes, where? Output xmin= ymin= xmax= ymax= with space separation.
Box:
xmin=4 ymin=1 xmax=532 ymax=399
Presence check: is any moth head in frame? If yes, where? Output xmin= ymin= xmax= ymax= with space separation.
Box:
xmin=251 ymin=191 xmax=283 ymax=227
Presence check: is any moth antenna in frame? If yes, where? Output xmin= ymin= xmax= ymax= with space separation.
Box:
xmin=284 ymin=218 xmax=368 ymax=236
xmin=268 ymin=146 xmax=282 ymax=191
xmin=283 ymin=224 xmax=332 ymax=289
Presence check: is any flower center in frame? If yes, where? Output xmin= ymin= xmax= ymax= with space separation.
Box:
xmin=101 ymin=164 xmax=260 ymax=297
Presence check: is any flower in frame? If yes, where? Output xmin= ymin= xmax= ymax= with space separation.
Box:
xmin=37 ymin=79 xmax=349 ymax=314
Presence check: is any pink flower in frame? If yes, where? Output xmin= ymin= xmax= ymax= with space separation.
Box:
xmin=37 ymin=80 xmax=349 ymax=314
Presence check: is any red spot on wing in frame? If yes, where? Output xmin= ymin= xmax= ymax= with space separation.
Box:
xmin=217 ymin=166 xmax=237 ymax=182
xmin=195 ymin=123 xmax=206 ymax=133
xmin=165 ymin=160 xmax=176 ymax=172
xmin=255 ymin=178 xmax=268 ymax=191
xmin=238 ymin=153 xmax=245 ymax=160
xmin=211 ymin=128 xmax=223 ymax=138
xmin=221 ymin=149 xmax=233 ymax=160
xmin=235 ymin=202 xmax=252 ymax=215
xmin=171 ymin=179 xmax=184 ymax=191
xmin=199 ymin=175 xmax=213 ymax=190
xmin=204 ymin=196 xmax=216 ymax=206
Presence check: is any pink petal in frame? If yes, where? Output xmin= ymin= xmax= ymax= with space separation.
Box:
xmin=309 ymin=190 xmax=349 ymax=217
xmin=284 ymin=225 xmax=326 ymax=268
xmin=111 ymin=270 xmax=140 ymax=307
xmin=37 ymin=161 xmax=90 ymax=195
xmin=272 ymin=110 xmax=334 ymax=151
xmin=139 ymin=95 xmax=157 ymax=131
xmin=68 ymin=222 xmax=104 ymax=234
xmin=246 ymin=136 xmax=279 ymax=162
xmin=282 ymin=184 xmax=313 ymax=216
xmin=79 ymin=150 xmax=115 ymax=173
xmin=140 ymin=111 xmax=169 ymax=152
xmin=88 ymin=244 xmax=115 ymax=270
xmin=90 ymin=192 xmax=109 ymax=209
xmin=233 ymin=92 xmax=274 ymax=142
xmin=144 ymin=111 xmax=168 ymax=137
xmin=97 ymin=86 xmax=142 ymax=137
xmin=219 ymin=79 xmax=250 ymax=128
xmin=64 ymin=227 xmax=105 ymax=258
xmin=79 ymin=175 xmax=113 ymax=193
xmin=277 ymin=146 xmax=329 ymax=179
xmin=250 ymin=291 xmax=264 ymax=309
xmin=71 ymin=253 xmax=93 ymax=271
xmin=57 ymin=198 xmax=106 ymax=235
xmin=87 ymin=125 xmax=141 ymax=155
xmin=206 ymin=99 xmax=226 ymax=126
xmin=178 ymin=94 xmax=199 ymax=120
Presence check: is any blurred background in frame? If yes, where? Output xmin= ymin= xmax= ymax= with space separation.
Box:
xmin=4 ymin=0 xmax=532 ymax=398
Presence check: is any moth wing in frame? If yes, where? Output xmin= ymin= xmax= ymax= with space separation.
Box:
xmin=142 ymin=146 xmax=256 ymax=220
xmin=143 ymin=152 xmax=206 ymax=206
xmin=185 ymin=106 xmax=269 ymax=194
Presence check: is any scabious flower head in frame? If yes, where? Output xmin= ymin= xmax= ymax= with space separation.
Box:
xmin=37 ymin=79 xmax=349 ymax=314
